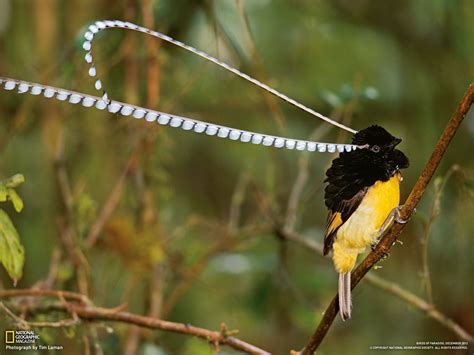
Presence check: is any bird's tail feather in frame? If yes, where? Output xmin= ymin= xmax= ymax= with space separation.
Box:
xmin=338 ymin=272 xmax=352 ymax=320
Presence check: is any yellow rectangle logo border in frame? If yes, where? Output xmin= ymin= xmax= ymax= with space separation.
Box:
xmin=5 ymin=330 xmax=15 ymax=344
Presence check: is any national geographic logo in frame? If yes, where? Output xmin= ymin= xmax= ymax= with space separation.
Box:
xmin=4 ymin=330 xmax=39 ymax=344
xmin=4 ymin=330 xmax=64 ymax=351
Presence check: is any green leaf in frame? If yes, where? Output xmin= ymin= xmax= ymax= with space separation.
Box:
xmin=0 ymin=185 xmax=6 ymax=201
xmin=0 ymin=209 xmax=25 ymax=283
xmin=2 ymin=174 xmax=25 ymax=188
xmin=6 ymin=188 xmax=23 ymax=212
xmin=0 ymin=174 xmax=25 ymax=212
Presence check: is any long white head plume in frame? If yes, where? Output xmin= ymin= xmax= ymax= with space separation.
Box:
xmin=0 ymin=77 xmax=358 ymax=153
xmin=83 ymin=20 xmax=358 ymax=135
xmin=0 ymin=19 xmax=361 ymax=153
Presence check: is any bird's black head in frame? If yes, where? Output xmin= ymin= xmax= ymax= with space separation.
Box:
xmin=352 ymin=125 xmax=402 ymax=153
xmin=350 ymin=125 xmax=409 ymax=177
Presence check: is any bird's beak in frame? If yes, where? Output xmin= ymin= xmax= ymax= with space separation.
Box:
xmin=390 ymin=137 xmax=402 ymax=148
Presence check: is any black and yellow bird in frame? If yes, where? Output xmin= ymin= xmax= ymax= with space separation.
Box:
xmin=324 ymin=125 xmax=409 ymax=320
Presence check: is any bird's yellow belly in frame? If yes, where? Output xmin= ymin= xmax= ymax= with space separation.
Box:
xmin=333 ymin=174 xmax=401 ymax=273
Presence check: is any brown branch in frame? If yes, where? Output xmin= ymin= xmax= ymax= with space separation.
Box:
xmin=0 ymin=289 xmax=89 ymax=304
xmin=299 ymin=83 xmax=474 ymax=354
xmin=281 ymin=229 xmax=474 ymax=343
xmin=1 ymin=301 xmax=80 ymax=329
xmin=73 ymin=306 xmax=270 ymax=354
xmin=0 ymin=289 xmax=270 ymax=355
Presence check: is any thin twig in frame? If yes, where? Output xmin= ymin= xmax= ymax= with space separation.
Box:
xmin=365 ymin=274 xmax=473 ymax=342
xmin=420 ymin=165 xmax=458 ymax=304
xmin=284 ymin=153 xmax=310 ymax=232
xmin=0 ymin=302 xmax=30 ymax=329
xmin=124 ymin=3 xmax=165 ymax=352
xmin=84 ymin=153 xmax=137 ymax=249
xmin=54 ymin=136 xmax=90 ymax=295
xmin=0 ymin=289 xmax=90 ymax=305
xmin=228 ymin=172 xmax=250 ymax=233
xmin=142 ymin=0 xmax=161 ymax=108
xmin=235 ymin=0 xmax=286 ymax=130
xmin=43 ymin=247 xmax=62 ymax=289
xmin=299 ymin=83 xmax=474 ymax=354
xmin=57 ymin=220 xmax=90 ymax=295
xmin=83 ymin=335 xmax=91 ymax=355
xmin=283 ymin=121 xmax=339 ymax=232
xmin=1 ymin=301 xmax=80 ymax=329
xmin=34 ymin=247 xmax=62 ymax=290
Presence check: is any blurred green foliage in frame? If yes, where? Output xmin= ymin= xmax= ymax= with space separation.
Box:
xmin=0 ymin=174 xmax=25 ymax=282
xmin=0 ymin=0 xmax=473 ymax=354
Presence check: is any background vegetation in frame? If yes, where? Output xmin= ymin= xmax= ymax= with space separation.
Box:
xmin=0 ymin=0 xmax=473 ymax=354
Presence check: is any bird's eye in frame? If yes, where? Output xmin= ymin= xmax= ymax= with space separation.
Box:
xmin=371 ymin=145 xmax=380 ymax=153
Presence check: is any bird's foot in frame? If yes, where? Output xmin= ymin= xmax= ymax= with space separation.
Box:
xmin=371 ymin=205 xmax=411 ymax=251
xmin=393 ymin=206 xmax=406 ymax=224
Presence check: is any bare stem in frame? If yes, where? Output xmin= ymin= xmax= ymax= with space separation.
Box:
xmin=420 ymin=165 xmax=458 ymax=304
xmin=235 ymin=0 xmax=286 ymax=130
xmin=366 ymin=274 xmax=473 ymax=342
xmin=84 ymin=153 xmax=137 ymax=249
xmin=228 ymin=172 xmax=250 ymax=233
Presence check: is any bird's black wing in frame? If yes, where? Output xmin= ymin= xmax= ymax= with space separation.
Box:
xmin=323 ymin=150 xmax=380 ymax=254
